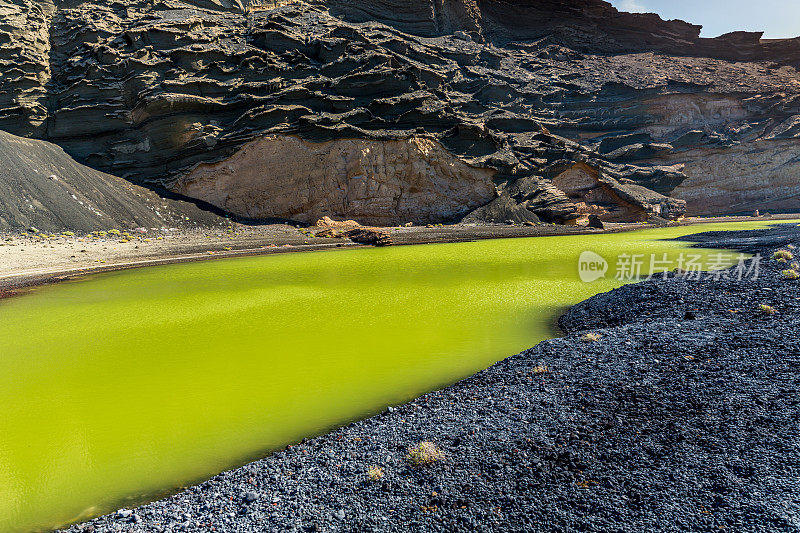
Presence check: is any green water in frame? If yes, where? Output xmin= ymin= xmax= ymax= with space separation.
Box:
xmin=0 ymin=221 xmax=789 ymax=532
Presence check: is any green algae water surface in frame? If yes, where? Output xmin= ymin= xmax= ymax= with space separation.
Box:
xmin=0 ymin=221 xmax=788 ymax=532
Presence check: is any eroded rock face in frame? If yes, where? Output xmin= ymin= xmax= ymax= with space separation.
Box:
xmin=0 ymin=0 xmax=54 ymax=137
xmin=551 ymin=163 xmax=685 ymax=223
xmin=0 ymin=0 xmax=798 ymax=222
xmin=666 ymin=141 xmax=800 ymax=215
xmin=173 ymin=135 xmax=496 ymax=225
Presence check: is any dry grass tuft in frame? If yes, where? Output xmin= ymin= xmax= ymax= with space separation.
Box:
xmin=367 ymin=465 xmax=384 ymax=481
xmin=406 ymin=442 xmax=445 ymax=466
xmin=759 ymin=304 xmax=777 ymax=315
xmin=781 ymin=269 xmax=800 ymax=280
xmin=581 ymin=333 xmax=602 ymax=343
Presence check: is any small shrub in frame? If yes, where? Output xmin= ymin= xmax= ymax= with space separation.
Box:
xmin=774 ymin=250 xmax=794 ymax=261
xmin=406 ymin=442 xmax=445 ymax=466
xmin=581 ymin=333 xmax=602 ymax=343
xmin=781 ymin=269 xmax=800 ymax=280
xmin=759 ymin=304 xmax=777 ymax=315
xmin=108 ymin=229 xmax=121 ymax=236
xmin=367 ymin=465 xmax=384 ymax=481
xmin=61 ymin=231 xmax=74 ymax=237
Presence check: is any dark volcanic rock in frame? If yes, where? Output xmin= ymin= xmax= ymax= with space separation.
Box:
xmin=346 ymin=227 xmax=393 ymax=246
xmin=66 ymin=223 xmax=800 ymax=532
xmin=461 ymin=194 xmax=542 ymax=225
xmin=587 ymin=214 xmax=604 ymax=229
xmin=5 ymin=0 xmax=799 ymax=225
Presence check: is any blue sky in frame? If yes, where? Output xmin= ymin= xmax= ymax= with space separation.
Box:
xmin=608 ymin=0 xmax=800 ymax=38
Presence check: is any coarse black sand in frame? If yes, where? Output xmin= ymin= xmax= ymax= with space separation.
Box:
xmin=67 ymin=223 xmax=800 ymax=532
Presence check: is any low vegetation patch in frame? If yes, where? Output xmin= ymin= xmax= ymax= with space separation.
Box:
xmin=581 ymin=333 xmax=602 ymax=343
xmin=774 ymin=249 xmax=794 ymax=261
xmin=406 ymin=441 xmax=445 ymax=466
xmin=781 ymin=269 xmax=800 ymax=280
xmin=759 ymin=304 xmax=777 ymax=315
xmin=532 ymin=365 xmax=550 ymax=374
xmin=367 ymin=465 xmax=384 ymax=481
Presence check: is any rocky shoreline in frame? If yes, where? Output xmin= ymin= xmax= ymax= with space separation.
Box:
xmin=63 ymin=222 xmax=800 ymax=532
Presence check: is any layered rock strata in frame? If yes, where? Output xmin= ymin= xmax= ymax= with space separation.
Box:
xmin=1 ymin=0 xmax=798 ymax=223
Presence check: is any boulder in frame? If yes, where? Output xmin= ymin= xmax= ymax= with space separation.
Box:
xmin=345 ymin=228 xmax=393 ymax=246
xmin=587 ymin=215 xmax=605 ymax=229
xmin=315 ymin=217 xmax=361 ymax=229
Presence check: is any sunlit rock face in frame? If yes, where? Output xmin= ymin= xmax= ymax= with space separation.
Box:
xmin=173 ymin=135 xmax=497 ymax=225
xmin=1 ymin=0 xmax=799 ymax=223
xmin=551 ymin=163 xmax=685 ymax=223
xmin=667 ymin=141 xmax=800 ymax=216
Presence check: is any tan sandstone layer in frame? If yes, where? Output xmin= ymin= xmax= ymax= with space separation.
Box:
xmin=173 ymin=135 xmax=498 ymax=226
xmin=666 ymin=140 xmax=800 ymax=215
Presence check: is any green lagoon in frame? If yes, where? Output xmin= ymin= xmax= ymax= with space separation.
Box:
xmin=0 ymin=221 xmax=788 ymax=532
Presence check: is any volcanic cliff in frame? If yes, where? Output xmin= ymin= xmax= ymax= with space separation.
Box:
xmin=2 ymin=0 xmax=799 ymax=227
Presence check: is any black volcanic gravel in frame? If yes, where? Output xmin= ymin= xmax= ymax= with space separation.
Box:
xmin=67 ymin=223 xmax=800 ymax=533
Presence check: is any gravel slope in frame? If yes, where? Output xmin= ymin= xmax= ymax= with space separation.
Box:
xmin=68 ymin=223 xmax=800 ymax=533
xmin=0 ymin=131 xmax=226 ymax=233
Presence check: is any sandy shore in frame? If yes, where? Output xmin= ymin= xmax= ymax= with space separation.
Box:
xmin=2 ymin=215 xmax=797 ymax=294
